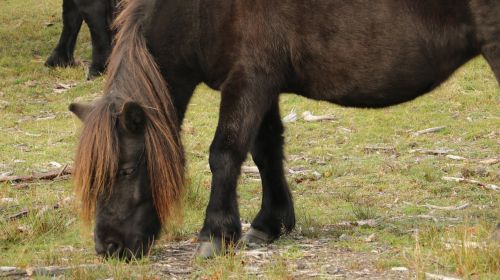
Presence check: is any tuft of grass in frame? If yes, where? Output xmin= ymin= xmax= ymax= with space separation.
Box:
xmin=263 ymin=256 xmax=292 ymax=280
xmin=407 ymin=223 xmax=500 ymax=279
xmin=295 ymin=207 xmax=322 ymax=238
xmin=193 ymin=243 xmax=247 ymax=279
xmin=351 ymin=204 xmax=379 ymax=220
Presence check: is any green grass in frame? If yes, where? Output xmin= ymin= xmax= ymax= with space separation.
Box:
xmin=1 ymin=0 xmax=499 ymax=279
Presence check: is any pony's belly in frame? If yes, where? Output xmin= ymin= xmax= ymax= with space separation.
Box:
xmin=298 ymin=72 xmax=442 ymax=108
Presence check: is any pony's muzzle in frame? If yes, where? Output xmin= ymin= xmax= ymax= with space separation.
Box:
xmin=95 ymin=237 xmax=124 ymax=258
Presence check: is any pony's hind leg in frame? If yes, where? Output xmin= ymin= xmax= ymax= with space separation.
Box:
xmin=45 ymin=0 xmax=83 ymax=68
xmin=482 ymin=44 xmax=500 ymax=84
xmin=471 ymin=1 xmax=500 ymax=84
xmin=241 ymin=101 xmax=295 ymax=245
xmin=197 ymin=69 xmax=278 ymax=258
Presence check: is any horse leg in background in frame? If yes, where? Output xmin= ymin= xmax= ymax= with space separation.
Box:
xmin=197 ymin=69 xmax=278 ymax=258
xmin=77 ymin=0 xmax=112 ymax=79
xmin=45 ymin=0 xmax=83 ymax=68
xmin=241 ymin=101 xmax=295 ymax=244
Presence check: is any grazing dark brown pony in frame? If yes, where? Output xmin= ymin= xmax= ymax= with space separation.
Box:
xmin=45 ymin=0 xmax=118 ymax=79
xmin=70 ymin=0 xmax=500 ymax=259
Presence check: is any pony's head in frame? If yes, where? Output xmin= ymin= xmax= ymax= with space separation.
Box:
xmin=70 ymin=0 xmax=185 ymax=259
xmin=70 ymin=98 xmax=184 ymax=259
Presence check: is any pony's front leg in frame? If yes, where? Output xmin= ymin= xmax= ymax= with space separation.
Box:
xmin=241 ymin=101 xmax=295 ymax=244
xmin=197 ymin=71 xmax=277 ymax=258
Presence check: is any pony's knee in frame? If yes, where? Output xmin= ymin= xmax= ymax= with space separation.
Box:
xmin=208 ymin=146 xmax=244 ymax=178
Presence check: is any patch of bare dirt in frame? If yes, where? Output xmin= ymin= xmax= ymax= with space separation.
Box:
xmin=150 ymin=236 xmax=413 ymax=279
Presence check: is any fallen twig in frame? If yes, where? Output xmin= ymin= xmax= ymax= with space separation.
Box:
xmin=423 ymin=203 xmax=470 ymax=211
xmin=12 ymin=183 xmax=29 ymax=190
xmin=425 ymin=272 xmax=461 ymax=280
xmin=442 ymin=238 xmax=489 ymax=250
xmin=1 ymin=265 xmax=100 ymax=278
xmin=302 ymin=111 xmax=335 ymax=122
xmin=287 ymin=166 xmax=311 ymax=175
xmin=411 ymin=126 xmax=446 ymax=136
xmin=391 ymin=267 xmax=409 ymax=272
xmin=7 ymin=209 xmax=29 ymax=221
xmin=445 ymin=155 xmax=466 ymax=161
xmin=0 ymin=165 xmax=72 ymax=183
xmin=416 ymin=215 xmax=438 ymax=223
xmin=282 ymin=110 xmax=298 ymax=123
xmin=27 ymin=264 xmax=98 ymax=277
xmin=364 ymin=145 xmax=397 ymax=155
xmin=479 ymin=157 xmax=500 ymax=165
xmin=388 ymin=213 xmax=462 ymax=223
xmin=410 ymin=148 xmax=454 ymax=155
xmin=152 ymin=264 xmax=193 ymax=275
xmin=53 ymin=82 xmax=77 ymax=94
xmin=0 ymin=267 xmax=25 ymax=278
xmin=241 ymin=166 xmax=260 ymax=177
xmin=8 ymin=204 xmax=59 ymax=221
xmin=336 ymin=219 xmax=379 ymax=228
xmin=442 ymin=176 xmax=499 ymax=191
xmin=2 ymin=262 xmax=197 ymax=278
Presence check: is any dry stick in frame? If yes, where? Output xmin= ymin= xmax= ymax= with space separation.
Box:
xmin=282 ymin=110 xmax=298 ymax=123
xmin=445 ymin=155 xmax=466 ymax=161
xmin=425 ymin=272 xmax=461 ymax=280
xmin=424 ymin=203 xmax=470 ymax=211
xmin=0 ymin=265 xmax=98 ymax=278
xmin=0 ymin=267 xmax=26 ymax=278
xmin=152 ymin=264 xmax=193 ymax=275
xmin=0 ymin=165 xmax=72 ymax=183
xmin=336 ymin=219 xmax=379 ymax=227
xmin=241 ymin=166 xmax=260 ymax=175
xmin=364 ymin=145 xmax=397 ymax=153
xmin=442 ymin=238 xmax=486 ymax=249
xmin=26 ymin=264 xmax=99 ymax=277
xmin=8 ymin=204 xmax=59 ymax=221
xmin=410 ymin=148 xmax=454 ymax=155
xmin=2 ymin=264 xmax=192 ymax=278
xmin=302 ymin=111 xmax=336 ymax=122
xmin=479 ymin=157 xmax=500 ymax=165
xmin=411 ymin=126 xmax=446 ymax=136
xmin=416 ymin=215 xmax=438 ymax=223
xmin=7 ymin=209 xmax=29 ymax=221
xmin=442 ymin=176 xmax=499 ymax=191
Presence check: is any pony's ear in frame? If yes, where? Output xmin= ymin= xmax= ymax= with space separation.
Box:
xmin=120 ymin=102 xmax=147 ymax=134
xmin=69 ymin=103 xmax=93 ymax=121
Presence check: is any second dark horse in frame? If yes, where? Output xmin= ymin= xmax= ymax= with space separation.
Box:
xmin=70 ymin=0 xmax=500 ymax=259
xmin=45 ymin=0 xmax=117 ymax=79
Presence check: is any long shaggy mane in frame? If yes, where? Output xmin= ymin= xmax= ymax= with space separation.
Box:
xmin=74 ymin=0 xmax=185 ymax=224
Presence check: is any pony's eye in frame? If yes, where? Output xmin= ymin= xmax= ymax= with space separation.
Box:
xmin=118 ymin=168 xmax=136 ymax=177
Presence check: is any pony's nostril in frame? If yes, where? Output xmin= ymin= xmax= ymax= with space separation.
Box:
xmin=106 ymin=241 xmax=122 ymax=256
xmin=135 ymin=239 xmax=142 ymax=251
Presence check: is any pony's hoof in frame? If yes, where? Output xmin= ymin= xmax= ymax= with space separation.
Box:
xmin=45 ymin=53 xmax=76 ymax=68
xmin=195 ymin=240 xmax=223 ymax=259
xmin=86 ymin=68 xmax=103 ymax=80
xmin=240 ymin=227 xmax=274 ymax=245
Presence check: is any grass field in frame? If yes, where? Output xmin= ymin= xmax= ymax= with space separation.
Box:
xmin=1 ymin=0 xmax=499 ymax=279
